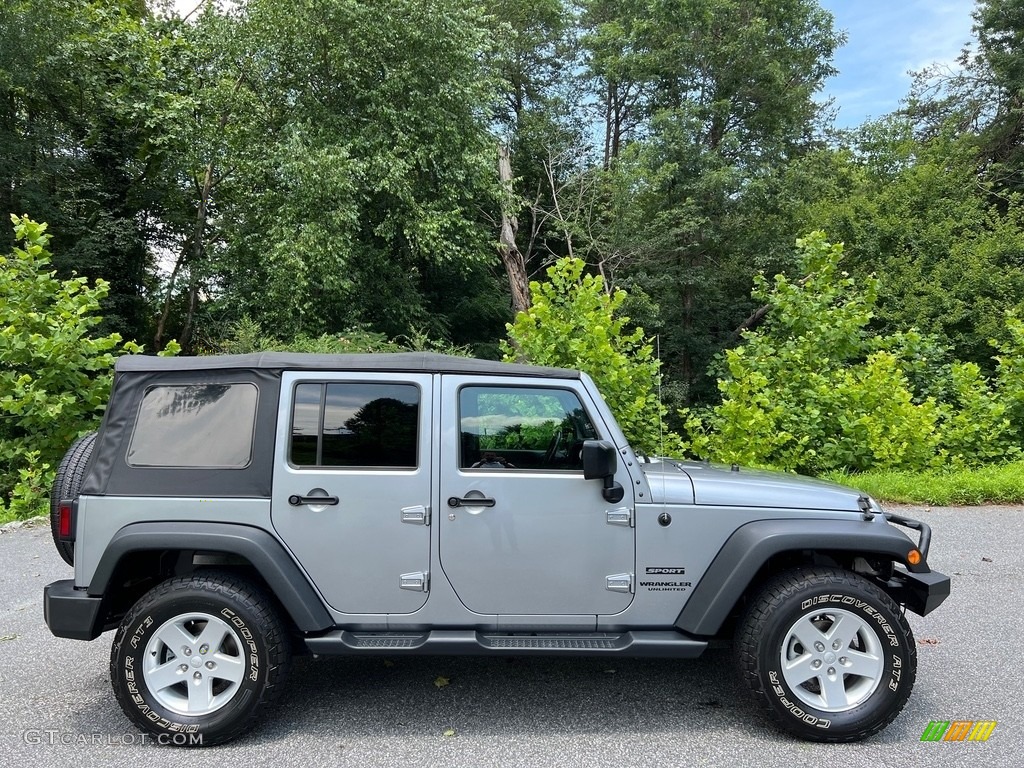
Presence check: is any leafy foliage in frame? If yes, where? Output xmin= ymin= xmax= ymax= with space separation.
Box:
xmin=205 ymin=316 xmax=470 ymax=357
xmin=0 ymin=217 xmax=159 ymax=518
xmin=683 ymin=233 xmax=939 ymax=473
xmin=939 ymin=316 xmax=1024 ymax=466
xmin=503 ymin=257 xmax=673 ymax=454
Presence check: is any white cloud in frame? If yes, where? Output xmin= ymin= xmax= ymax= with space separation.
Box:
xmin=819 ymin=0 xmax=976 ymax=126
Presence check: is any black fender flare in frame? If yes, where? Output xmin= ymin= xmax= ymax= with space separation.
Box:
xmin=89 ymin=521 xmax=333 ymax=632
xmin=675 ymin=518 xmax=928 ymax=636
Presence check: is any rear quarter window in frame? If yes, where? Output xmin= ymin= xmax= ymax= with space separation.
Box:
xmin=127 ymin=383 xmax=259 ymax=468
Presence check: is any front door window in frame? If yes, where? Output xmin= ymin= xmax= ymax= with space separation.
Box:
xmin=459 ymin=386 xmax=598 ymax=471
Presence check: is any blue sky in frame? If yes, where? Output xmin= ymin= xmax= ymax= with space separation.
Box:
xmin=819 ymin=0 xmax=979 ymax=128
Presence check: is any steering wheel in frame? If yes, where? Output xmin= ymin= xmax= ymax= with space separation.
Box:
xmin=543 ymin=428 xmax=563 ymax=465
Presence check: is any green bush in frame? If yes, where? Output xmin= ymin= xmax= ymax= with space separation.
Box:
xmin=683 ymin=232 xmax=940 ymax=473
xmin=935 ymin=316 xmax=1024 ymax=467
xmin=0 ymin=216 xmax=148 ymax=520
xmin=503 ymin=258 xmax=676 ymax=455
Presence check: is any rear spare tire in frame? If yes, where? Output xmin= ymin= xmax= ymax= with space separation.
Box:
xmin=49 ymin=431 xmax=97 ymax=566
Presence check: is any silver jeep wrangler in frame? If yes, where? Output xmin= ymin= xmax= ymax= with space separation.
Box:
xmin=43 ymin=352 xmax=949 ymax=745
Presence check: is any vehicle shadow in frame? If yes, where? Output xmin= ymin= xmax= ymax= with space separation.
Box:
xmin=257 ymin=648 xmax=768 ymax=741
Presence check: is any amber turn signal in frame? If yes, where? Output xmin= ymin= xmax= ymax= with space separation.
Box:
xmin=907 ymin=549 xmax=922 ymax=566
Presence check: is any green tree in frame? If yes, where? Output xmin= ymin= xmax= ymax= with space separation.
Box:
xmin=0 ymin=0 xmax=161 ymax=342
xmin=578 ymin=0 xmax=842 ymax=405
xmin=503 ymin=257 xmax=672 ymax=454
xmin=207 ymin=0 xmax=503 ymax=345
xmin=789 ymin=119 xmax=1024 ymax=370
xmin=0 ymin=217 xmax=147 ymax=518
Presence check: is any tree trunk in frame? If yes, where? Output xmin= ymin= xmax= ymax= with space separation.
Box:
xmin=155 ymin=76 xmax=242 ymax=350
xmin=497 ymin=143 xmax=531 ymax=316
xmin=603 ymin=81 xmax=614 ymax=170
xmin=155 ymin=159 xmax=214 ymax=351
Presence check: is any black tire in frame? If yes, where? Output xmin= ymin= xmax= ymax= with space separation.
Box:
xmin=49 ymin=431 xmax=97 ymax=566
xmin=736 ymin=566 xmax=916 ymax=743
xmin=110 ymin=571 xmax=291 ymax=747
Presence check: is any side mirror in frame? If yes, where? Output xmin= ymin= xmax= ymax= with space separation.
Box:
xmin=582 ymin=440 xmax=625 ymax=504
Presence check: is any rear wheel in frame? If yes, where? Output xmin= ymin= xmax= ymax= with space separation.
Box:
xmin=736 ymin=566 xmax=916 ymax=742
xmin=49 ymin=432 xmax=96 ymax=566
xmin=110 ymin=571 xmax=291 ymax=747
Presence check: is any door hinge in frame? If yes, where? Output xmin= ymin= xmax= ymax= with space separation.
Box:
xmin=606 ymin=573 xmax=634 ymax=593
xmin=401 ymin=505 xmax=430 ymax=525
xmin=606 ymin=507 xmax=634 ymax=527
xmin=400 ymin=571 xmax=429 ymax=592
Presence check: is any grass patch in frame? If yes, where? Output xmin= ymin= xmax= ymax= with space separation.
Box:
xmin=823 ymin=461 xmax=1024 ymax=506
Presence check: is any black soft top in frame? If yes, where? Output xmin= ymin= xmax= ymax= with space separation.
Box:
xmin=115 ymin=352 xmax=580 ymax=379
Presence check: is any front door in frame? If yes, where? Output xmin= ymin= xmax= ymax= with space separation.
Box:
xmin=271 ymin=372 xmax=432 ymax=614
xmin=438 ymin=376 xmax=635 ymax=616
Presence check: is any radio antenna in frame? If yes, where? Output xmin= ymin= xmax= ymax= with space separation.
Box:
xmin=656 ymin=335 xmax=667 ymax=502
xmin=656 ymin=334 xmax=664 ymax=461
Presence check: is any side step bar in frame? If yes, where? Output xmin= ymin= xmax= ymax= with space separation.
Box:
xmin=305 ymin=630 xmax=707 ymax=658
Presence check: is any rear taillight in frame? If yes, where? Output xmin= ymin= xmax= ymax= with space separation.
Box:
xmin=58 ymin=501 xmax=74 ymax=540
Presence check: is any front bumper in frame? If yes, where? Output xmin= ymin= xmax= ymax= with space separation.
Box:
xmin=44 ymin=580 xmax=103 ymax=640
xmin=886 ymin=568 xmax=951 ymax=616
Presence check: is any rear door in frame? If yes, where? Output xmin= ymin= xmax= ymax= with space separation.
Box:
xmin=271 ymin=372 xmax=432 ymax=614
xmin=438 ymin=376 xmax=635 ymax=616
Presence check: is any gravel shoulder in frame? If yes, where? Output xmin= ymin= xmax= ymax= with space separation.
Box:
xmin=0 ymin=507 xmax=1020 ymax=768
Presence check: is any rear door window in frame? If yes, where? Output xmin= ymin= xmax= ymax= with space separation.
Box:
xmin=289 ymin=382 xmax=420 ymax=469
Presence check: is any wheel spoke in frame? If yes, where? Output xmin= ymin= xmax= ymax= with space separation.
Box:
xmin=147 ymin=659 xmax=187 ymax=692
xmin=782 ymin=652 xmax=819 ymax=685
xmin=823 ymin=613 xmax=850 ymax=647
xmin=843 ymin=648 xmax=883 ymax=680
xmin=195 ymin=619 xmax=231 ymax=653
xmin=155 ymin=621 xmax=196 ymax=651
xmin=187 ymin=673 xmax=216 ymax=713
xmin=789 ymin=614 xmax=827 ymax=652
xmin=212 ymin=652 xmax=246 ymax=684
xmin=818 ymin=671 xmax=849 ymax=709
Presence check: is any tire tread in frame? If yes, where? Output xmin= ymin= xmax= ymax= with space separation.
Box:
xmin=49 ymin=432 xmax=97 ymax=566
xmin=735 ymin=566 xmax=916 ymax=743
xmin=110 ymin=570 xmax=291 ymax=747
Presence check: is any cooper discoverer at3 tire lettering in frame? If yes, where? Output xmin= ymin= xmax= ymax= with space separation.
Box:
xmin=109 ymin=571 xmax=291 ymax=747
xmin=735 ymin=566 xmax=917 ymax=743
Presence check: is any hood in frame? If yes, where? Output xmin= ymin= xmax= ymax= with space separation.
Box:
xmin=640 ymin=460 xmax=865 ymax=512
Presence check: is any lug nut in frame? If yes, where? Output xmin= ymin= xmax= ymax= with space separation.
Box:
xmin=199 ymin=644 xmax=209 ymax=655
xmin=839 ymin=656 xmax=847 ymax=665
xmin=179 ymin=664 xmax=188 ymax=672
xmin=193 ymin=671 xmax=202 ymax=680
xmin=812 ymin=660 xmax=822 ymax=669
xmin=183 ymin=647 xmax=192 ymax=656
xmin=827 ymin=667 xmax=835 ymax=675
xmin=832 ymin=640 xmax=842 ymax=650
xmin=814 ymin=642 xmax=825 ymax=652
xmin=205 ymin=661 xmax=215 ymax=670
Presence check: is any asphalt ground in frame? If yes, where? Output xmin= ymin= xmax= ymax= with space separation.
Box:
xmin=1 ymin=506 xmax=1020 ymax=768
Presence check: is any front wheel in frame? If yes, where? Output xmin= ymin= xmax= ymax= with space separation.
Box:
xmin=110 ymin=571 xmax=291 ymax=747
xmin=735 ymin=566 xmax=916 ymax=742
